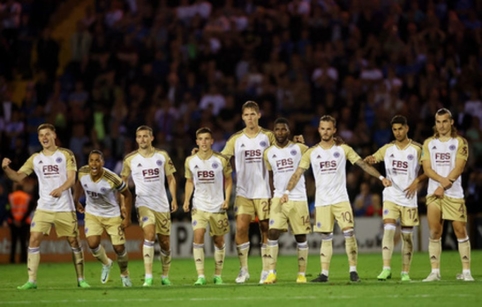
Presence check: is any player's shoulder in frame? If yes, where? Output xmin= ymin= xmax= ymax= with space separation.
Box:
xmin=153 ymin=148 xmax=172 ymax=160
xmin=226 ymin=130 xmax=244 ymax=142
xmin=123 ymin=150 xmax=139 ymax=161
xmin=78 ymin=165 xmax=90 ymax=174
xmin=455 ymin=135 xmax=468 ymax=145
xmin=212 ymin=151 xmax=229 ymax=161
xmin=103 ymin=167 xmax=121 ymax=182
xmin=58 ymin=147 xmax=75 ymax=156
xmin=260 ymin=127 xmax=274 ymax=136
xmin=410 ymin=140 xmax=423 ymax=149
xmin=423 ymin=136 xmax=436 ymax=145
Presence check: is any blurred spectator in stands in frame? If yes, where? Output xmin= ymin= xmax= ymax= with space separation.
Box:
xmin=7 ymin=183 xmax=33 ymax=263
xmin=353 ymin=181 xmax=382 ymax=217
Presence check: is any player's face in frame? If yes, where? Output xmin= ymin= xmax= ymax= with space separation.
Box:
xmin=435 ymin=113 xmax=453 ymax=136
xmin=274 ymin=123 xmax=290 ymax=145
xmin=37 ymin=128 xmax=56 ymax=149
xmin=242 ymin=107 xmax=260 ymax=129
xmin=88 ymin=153 xmax=104 ymax=177
xmin=392 ymin=123 xmax=408 ymax=142
xmin=136 ymin=130 xmax=153 ymax=149
xmin=196 ymin=132 xmax=213 ymax=152
xmin=318 ymin=121 xmax=336 ymax=142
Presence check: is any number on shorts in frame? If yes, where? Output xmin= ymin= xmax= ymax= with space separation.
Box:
xmin=217 ymin=217 xmax=229 ymax=229
xmin=458 ymin=204 xmax=465 ymax=215
xmin=408 ymin=208 xmax=417 ymax=220
xmin=341 ymin=211 xmax=353 ymax=223
xmin=117 ymin=226 xmax=123 ymax=236
xmin=262 ymin=201 xmax=269 ymax=212
xmin=301 ymin=215 xmax=310 ymax=226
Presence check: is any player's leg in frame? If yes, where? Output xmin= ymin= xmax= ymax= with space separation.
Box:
xmin=446 ymin=197 xmax=473 ymax=281
xmin=213 ymin=234 xmax=225 ymax=285
xmin=378 ymin=219 xmax=396 ymax=280
xmin=256 ymin=199 xmax=270 ymax=284
xmin=423 ymin=197 xmax=443 ymax=282
xmin=193 ymin=223 xmax=207 ymax=285
xmin=141 ymin=223 xmax=156 ymax=286
xmin=85 ymin=214 xmax=112 ymax=284
xmin=56 ymin=211 xmax=89 ymax=288
xmin=294 ymin=234 xmax=308 ymax=283
xmin=399 ymin=206 xmax=418 ymax=282
xmin=289 ymin=200 xmax=311 ymax=283
xmin=108 ymin=217 xmax=130 ymax=287
xmin=312 ymin=206 xmax=333 ymax=282
xmin=210 ymin=212 xmax=229 ymax=285
xmin=113 ymin=244 xmax=131 ymax=287
xmin=234 ymin=196 xmax=255 ymax=283
xmin=158 ymin=233 xmax=172 ymax=285
xmin=336 ymin=202 xmax=359 ymax=282
xmin=17 ymin=231 xmax=43 ymax=289
xmin=263 ymin=197 xmax=285 ymax=284
xmin=138 ymin=207 xmax=156 ymax=286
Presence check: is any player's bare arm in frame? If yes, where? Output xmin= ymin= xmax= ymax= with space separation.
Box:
xmin=1 ymin=158 xmax=28 ymax=183
xmin=446 ymin=157 xmax=467 ymax=185
xmin=50 ymin=169 xmax=76 ymax=198
xmin=73 ymin=179 xmax=85 ymax=214
xmin=120 ymin=187 xmax=132 ymax=229
xmin=222 ymin=174 xmax=233 ymax=211
xmin=183 ymin=178 xmax=194 ymax=213
xmin=281 ymin=167 xmax=305 ymax=203
xmin=167 ymin=174 xmax=178 ymax=212
xmin=422 ymin=159 xmax=449 ymax=197
xmin=355 ymin=159 xmax=392 ymax=187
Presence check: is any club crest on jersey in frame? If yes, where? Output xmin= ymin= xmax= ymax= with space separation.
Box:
xmin=212 ymin=162 xmax=219 ymax=169
xmin=333 ymin=152 xmax=340 ymax=158
xmin=449 ymin=145 xmax=456 ymax=151
xmin=290 ymin=149 xmax=297 ymax=156
xmin=55 ymin=157 xmax=62 ymax=163
xmin=407 ymin=154 xmax=414 ymax=160
xmin=156 ymin=160 xmax=163 ymax=166
xmin=260 ymin=141 xmax=267 ymax=147
xmin=100 ymin=187 xmax=107 ymax=193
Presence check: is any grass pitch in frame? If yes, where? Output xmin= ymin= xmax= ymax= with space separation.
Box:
xmin=1 ymin=251 xmax=481 ymax=307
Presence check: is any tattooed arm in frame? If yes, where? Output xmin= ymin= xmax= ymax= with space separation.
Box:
xmin=355 ymin=159 xmax=392 ymax=187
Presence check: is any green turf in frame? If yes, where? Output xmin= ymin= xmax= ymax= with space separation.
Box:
xmin=1 ymin=251 xmax=481 ymax=307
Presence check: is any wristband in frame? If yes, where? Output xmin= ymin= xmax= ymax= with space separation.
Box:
xmin=284 ymin=190 xmax=290 ymax=195
xmin=379 ymin=175 xmax=384 ymax=181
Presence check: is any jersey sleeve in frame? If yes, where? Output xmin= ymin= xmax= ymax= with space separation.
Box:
xmin=299 ymin=148 xmax=313 ymax=170
xmin=18 ymin=154 xmax=36 ymax=176
xmin=221 ymin=135 xmax=236 ymax=158
xmin=342 ymin=144 xmax=362 ymax=164
xmin=184 ymin=156 xmax=193 ymax=179
xmin=421 ymin=138 xmax=432 ymax=162
xmin=372 ymin=144 xmax=388 ymax=162
xmin=456 ymin=136 xmax=469 ymax=161
xmin=263 ymin=146 xmax=273 ymax=171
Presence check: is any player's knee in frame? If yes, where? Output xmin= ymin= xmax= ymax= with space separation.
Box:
xmin=342 ymin=229 xmax=354 ymax=238
xmin=295 ymin=234 xmax=306 ymax=243
xmin=268 ymin=229 xmax=280 ymax=240
xmin=384 ymin=223 xmax=397 ymax=231
xmin=321 ymin=232 xmax=333 ymax=241
xmin=66 ymin=236 xmax=81 ymax=248
xmin=113 ymin=245 xmax=125 ymax=255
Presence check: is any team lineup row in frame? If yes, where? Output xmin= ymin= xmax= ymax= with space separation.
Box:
xmin=1 ymin=101 xmax=474 ymax=289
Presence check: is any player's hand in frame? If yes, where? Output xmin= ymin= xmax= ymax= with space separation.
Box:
xmin=171 ymin=200 xmax=178 ymax=213
xmin=364 ymin=155 xmax=376 ymax=164
xmin=121 ymin=216 xmax=131 ymax=229
xmin=434 ymin=186 xmax=445 ymax=198
xmin=221 ymin=200 xmax=229 ymax=210
xmin=381 ymin=178 xmax=392 ymax=187
xmin=76 ymin=202 xmax=85 ymax=213
xmin=50 ymin=187 xmax=63 ymax=198
xmin=404 ymin=179 xmax=419 ymax=199
xmin=182 ymin=202 xmax=190 ymax=212
xmin=293 ymin=135 xmax=305 ymax=144
xmin=280 ymin=194 xmax=289 ymax=204
xmin=2 ymin=158 xmax=11 ymax=170
xmin=191 ymin=147 xmax=199 ymax=155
